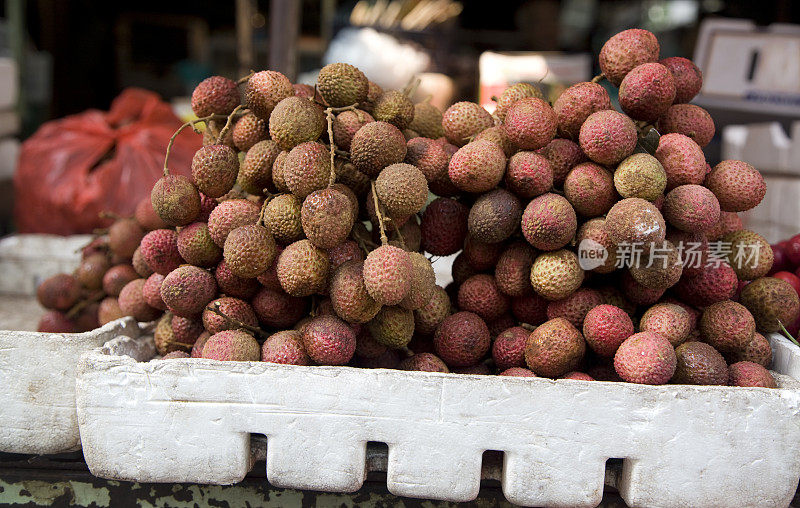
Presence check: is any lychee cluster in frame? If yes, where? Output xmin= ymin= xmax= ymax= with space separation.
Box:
xmin=33 ymin=30 xmax=790 ymax=388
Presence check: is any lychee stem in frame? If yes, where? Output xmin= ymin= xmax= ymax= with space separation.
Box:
xmin=163 ymin=114 xmax=221 ymax=176
xmin=778 ymin=320 xmax=800 ymax=348
xmin=370 ymin=180 xmax=389 ymax=245
xmin=403 ymin=76 xmax=421 ymax=98
xmin=490 ymin=95 xmax=499 ymax=103
xmin=206 ymin=302 xmax=266 ymax=338
xmin=215 ymin=105 xmax=245 ymax=145
xmin=65 ymin=291 xmax=105 ymax=320
xmin=98 ymin=211 xmax=123 ymax=220
xmin=392 ymin=221 xmax=408 ymax=250
xmin=237 ymin=70 xmax=254 ymax=85
xmin=591 ymin=73 xmax=605 ymax=84
xmin=520 ymin=323 xmax=536 ymax=332
xmin=325 ymin=108 xmax=338 ymax=187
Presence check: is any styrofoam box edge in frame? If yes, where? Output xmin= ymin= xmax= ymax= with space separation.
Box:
xmin=0 ymin=234 xmax=93 ymax=296
xmin=0 ymin=317 xmax=140 ymax=454
xmin=77 ymin=333 xmax=800 ymax=507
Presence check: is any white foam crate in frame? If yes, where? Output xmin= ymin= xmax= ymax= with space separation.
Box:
xmin=0 ymin=234 xmax=92 ymax=296
xmin=0 ymin=317 xmax=140 ymax=454
xmin=76 ymin=333 xmax=800 ymax=507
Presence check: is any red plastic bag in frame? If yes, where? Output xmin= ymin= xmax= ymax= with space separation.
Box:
xmin=14 ymin=88 xmax=201 ymax=234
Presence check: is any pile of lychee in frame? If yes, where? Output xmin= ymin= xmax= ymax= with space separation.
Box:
xmin=35 ymin=28 xmax=800 ymax=388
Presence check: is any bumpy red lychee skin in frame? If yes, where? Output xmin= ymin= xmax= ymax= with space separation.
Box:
xmin=98 ymin=297 xmax=125 ymax=325
xmin=414 ymin=285 xmax=451 ymax=338
xmin=579 ymin=110 xmax=637 ymax=166
xmin=160 ymin=265 xmax=218 ymax=318
xmin=537 ymin=138 xmax=587 ymax=188
xmin=140 ymin=229 xmax=184 ymax=276
xmin=448 ymin=140 xmax=507 ymax=193
xmin=354 ymin=326 xmax=388 ymax=358
xmin=553 ymin=82 xmax=612 ymax=140
xmin=620 ymin=271 xmax=666 ymax=306
xmin=202 ymin=330 xmax=261 ymax=362
xmin=700 ymin=300 xmax=756 ymax=353
xmin=599 ymin=28 xmax=660 ymax=86
xmin=582 ymin=304 xmax=634 ymax=357
xmin=492 ymin=326 xmax=530 ymax=371
xmin=705 ymin=211 xmax=744 ymax=241
xmin=499 ymin=367 xmax=537 ymax=377
xmin=202 ymin=297 xmax=258 ymax=335
xmin=328 ymin=241 xmax=363 ymax=271
xmin=639 ymin=303 xmax=692 ymax=347
xmin=657 ymin=104 xmax=715 ymax=148
xmin=262 ymin=330 xmax=310 ymax=365
xmin=38 ymin=310 xmax=78 ymax=333
xmin=207 ymin=199 xmax=261 ymax=247
xmin=363 ymin=245 xmax=413 ymax=306
xmin=659 ymin=57 xmax=702 ymax=103
xmin=663 ymin=184 xmax=721 ymax=233
xmin=177 ymin=222 xmax=223 ymax=268
xmin=458 ymin=274 xmax=510 ymax=322
xmin=251 ymin=287 xmax=307 ymax=329
xmin=419 ymin=198 xmax=469 ymax=256
xmin=563 ymin=162 xmax=617 ymax=217
xmin=400 ymin=352 xmax=450 ymax=373
xmin=728 ymin=361 xmax=777 ymax=388
xmin=118 ymin=279 xmax=162 ymax=322
xmin=301 ymin=315 xmax=356 ymax=365
xmin=462 ymin=236 xmax=504 ymax=272
xmin=511 ymin=294 xmax=549 ymax=325
xmin=405 ymin=137 xmax=450 ymax=183
xmin=503 ymin=97 xmax=557 ymax=150
xmin=614 ymin=332 xmax=676 ymax=385
xmin=604 ymin=198 xmax=667 ymax=245
xmin=705 ymin=160 xmax=766 ymax=212
xmin=560 ymin=371 xmax=595 ymax=381
xmin=731 ymin=332 xmax=772 ymax=367
xmin=133 ymin=248 xmax=153 ymax=278
xmin=214 ymin=260 xmax=260 ymax=299
xmin=244 ymin=70 xmax=294 ymax=119
xmin=654 ymin=133 xmax=707 ymax=190
xmin=505 ymin=151 xmax=553 ymax=199
xmin=524 ymin=318 xmax=586 ymax=378
xmin=619 ymin=63 xmax=676 ymax=122
xmin=495 ymin=243 xmax=536 ymax=297
xmin=674 ymin=262 xmax=738 ymax=308
xmin=37 ymin=274 xmax=81 ymax=311
xmin=441 ymin=101 xmax=494 ymax=146
xmin=233 ymin=113 xmax=268 ymax=151
xmin=521 ymin=193 xmax=577 ymax=251
xmin=434 ymin=311 xmax=491 ymax=368
xmin=332 ymin=109 xmax=374 ymax=152
xmin=191 ymin=145 xmax=239 ymax=199
xmin=171 ymin=315 xmax=204 ymax=346
xmin=142 ymin=273 xmax=167 ymax=310
xmin=191 ymin=76 xmax=240 ymax=117
xmin=546 ymin=288 xmax=603 ymax=329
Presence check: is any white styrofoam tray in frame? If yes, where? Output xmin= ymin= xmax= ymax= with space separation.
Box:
xmin=0 ymin=317 xmax=140 ymax=454
xmin=76 ymin=333 xmax=800 ymax=507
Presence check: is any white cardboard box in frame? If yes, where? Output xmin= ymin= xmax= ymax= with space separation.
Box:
xmin=76 ymin=334 xmax=800 ymax=507
xmin=0 ymin=317 xmax=140 ymax=454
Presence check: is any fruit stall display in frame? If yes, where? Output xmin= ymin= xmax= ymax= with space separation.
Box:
xmin=14 ymin=27 xmax=800 ymax=506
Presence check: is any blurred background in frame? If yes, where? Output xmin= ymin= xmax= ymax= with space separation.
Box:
xmin=0 ymin=0 xmax=799 ymax=238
